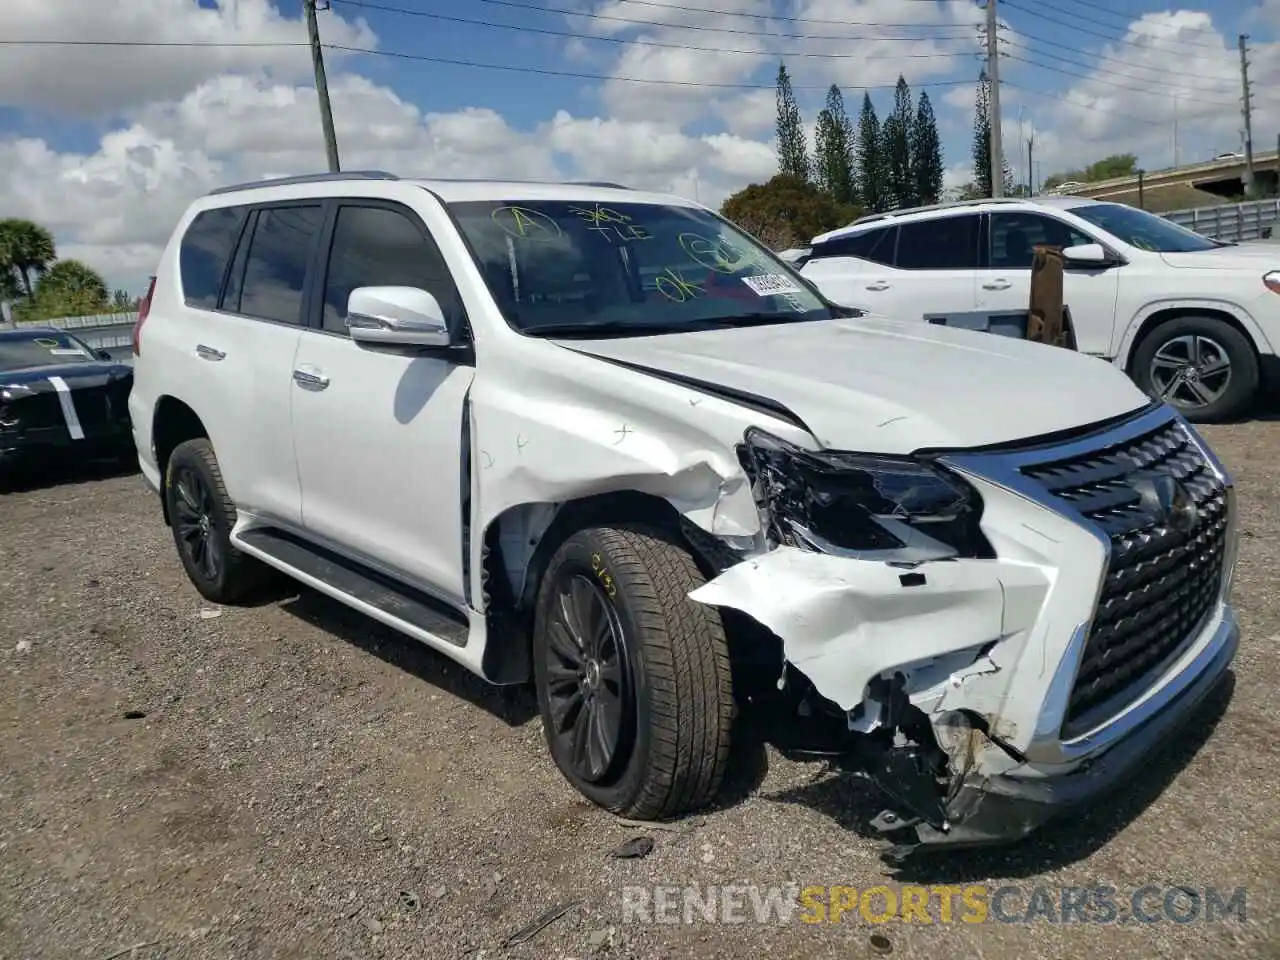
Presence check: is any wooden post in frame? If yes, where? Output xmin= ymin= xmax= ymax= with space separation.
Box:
xmin=1027 ymin=245 xmax=1067 ymax=347
xmin=1137 ymin=169 xmax=1145 ymax=209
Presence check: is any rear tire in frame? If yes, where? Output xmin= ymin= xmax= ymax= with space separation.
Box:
xmin=1131 ymin=315 xmax=1258 ymax=422
xmin=532 ymin=525 xmax=734 ymax=820
xmin=164 ymin=438 xmax=272 ymax=604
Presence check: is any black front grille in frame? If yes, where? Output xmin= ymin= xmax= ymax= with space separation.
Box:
xmin=1020 ymin=419 xmax=1229 ymax=738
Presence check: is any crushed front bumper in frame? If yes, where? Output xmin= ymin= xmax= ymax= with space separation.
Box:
xmin=690 ymin=402 xmax=1241 ymax=855
xmin=917 ymin=606 xmax=1237 ymax=851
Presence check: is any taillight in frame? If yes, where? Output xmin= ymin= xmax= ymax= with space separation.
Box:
xmin=133 ymin=275 xmax=156 ymax=356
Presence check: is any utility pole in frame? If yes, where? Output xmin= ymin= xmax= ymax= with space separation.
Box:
xmin=1172 ymin=94 xmax=1179 ymax=167
xmin=985 ymin=0 xmax=1005 ymax=198
xmin=305 ymin=0 xmax=341 ymax=173
xmin=1027 ymin=133 xmax=1034 ymax=195
xmin=1239 ymin=34 xmax=1255 ymax=197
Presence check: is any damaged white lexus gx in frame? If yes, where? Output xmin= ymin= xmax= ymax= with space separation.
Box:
xmin=130 ymin=172 xmax=1240 ymax=860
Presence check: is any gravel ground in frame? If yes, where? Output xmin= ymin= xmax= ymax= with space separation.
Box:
xmin=1 ymin=423 xmax=1278 ymax=960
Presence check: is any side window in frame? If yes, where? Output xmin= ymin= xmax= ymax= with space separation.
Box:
xmin=810 ymin=226 xmax=897 ymax=265
xmin=893 ymin=215 xmax=980 ymax=270
xmin=179 ymin=207 xmax=246 ymax=308
xmin=320 ymin=204 xmax=463 ymax=335
xmin=990 ymin=212 xmax=1093 ymax=269
xmin=232 ymin=205 xmax=324 ymax=324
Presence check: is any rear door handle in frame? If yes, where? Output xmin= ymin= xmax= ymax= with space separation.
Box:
xmin=865 ymin=281 xmax=891 ymax=291
xmin=982 ymin=279 xmax=1011 ymax=290
xmin=196 ymin=344 xmax=226 ymax=361
xmin=292 ymin=366 xmax=330 ymax=390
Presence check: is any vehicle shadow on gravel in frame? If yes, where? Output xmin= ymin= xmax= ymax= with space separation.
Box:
xmin=277 ymin=588 xmax=540 ymax=726
xmin=760 ymin=672 xmax=1236 ymax=881
xmin=0 ymin=455 xmax=138 ymax=493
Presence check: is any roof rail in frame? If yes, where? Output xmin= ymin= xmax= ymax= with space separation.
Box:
xmin=206 ymin=170 xmax=399 ymax=196
xmin=569 ymin=180 xmax=631 ymax=189
xmin=849 ymin=196 xmax=1024 ymax=226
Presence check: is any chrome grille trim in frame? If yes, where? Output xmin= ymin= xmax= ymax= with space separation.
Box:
xmin=939 ymin=402 xmax=1234 ymax=742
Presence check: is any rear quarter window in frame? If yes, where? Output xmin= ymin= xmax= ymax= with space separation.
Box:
xmin=808 ymin=226 xmax=897 ymax=266
xmin=179 ymin=207 xmax=247 ymax=308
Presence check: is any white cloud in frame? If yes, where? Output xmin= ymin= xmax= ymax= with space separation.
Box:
xmin=0 ymin=0 xmax=375 ymax=115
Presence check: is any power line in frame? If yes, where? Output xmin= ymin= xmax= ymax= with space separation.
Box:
xmin=468 ymin=0 xmax=969 ymax=29
xmin=1002 ymin=51 xmax=1239 ymax=106
xmin=1001 ymin=79 xmax=1232 ymax=127
xmin=1058 ymin=0 xmax=1225 ymax=37
xmin=336 ymin=1 xmax=982 ymax=60
xmin=322 ymin=42 xmax=980 ymax=90
xmin=1007 ymin=32 xmax=1237 ymax=89
xmin=348 ymin=0 xmax=978 ymax=43
xmin=0 ymin=39 xmax=309 ymax=48
xmin=1002 ymin=0 xmax=1228 ymax=52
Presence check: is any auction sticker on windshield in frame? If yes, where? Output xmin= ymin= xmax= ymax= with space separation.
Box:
xmin=741 ymin=274 xmax=804 ymax=297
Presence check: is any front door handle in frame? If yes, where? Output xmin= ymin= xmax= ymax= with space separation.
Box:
xmin=865 ymin=280 xmax=891 ymax=291
xmin=292 ymin=366 xmax=330 ymax=390
xmin=196 ymin=344 xmax=226 ymax=361
xmin=982 ymin=279 xmax=1011 ymax=290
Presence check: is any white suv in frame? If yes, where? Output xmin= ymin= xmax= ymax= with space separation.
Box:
xmin=129 ymin=172 xmax=1240 ymax=860
xmin=798 ymin=196 xmax=1280 ymax=422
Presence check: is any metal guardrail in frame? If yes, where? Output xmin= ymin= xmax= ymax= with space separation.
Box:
xmin=1161 ymin=199 xmax=1280 ymax=243
xmin=9 ymin=311 xmax=137 ymax=359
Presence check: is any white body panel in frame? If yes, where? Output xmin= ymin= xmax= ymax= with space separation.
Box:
xmin=131 ymin=176 xmax=1242 ymax=809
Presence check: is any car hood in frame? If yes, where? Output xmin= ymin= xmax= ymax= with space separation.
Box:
xmin=554 ymin=316 xmax=1151 ymax=454
xmin=0 ymin=361 xmax=132 ymax=391
xmin=1158 ymin=245 xmax=1280 ymax=270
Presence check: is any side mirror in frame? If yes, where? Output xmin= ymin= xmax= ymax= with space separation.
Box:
xmin=96 ymin=349 xmax=112 ymax=361
xmin=1061 ymin=243 xmax=1110 ymax=267
xmin=346 ymin=286 xmax=452 ymax=348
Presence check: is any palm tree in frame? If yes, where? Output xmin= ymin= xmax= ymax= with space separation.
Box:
xmin=34 ymin=259 xmax=108 ymax=316
xmin=0 ymin=219 xmax=56 ymax=298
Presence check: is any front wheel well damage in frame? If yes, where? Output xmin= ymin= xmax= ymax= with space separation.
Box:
xmin=477 ymin=490 xmax=753 ymax=685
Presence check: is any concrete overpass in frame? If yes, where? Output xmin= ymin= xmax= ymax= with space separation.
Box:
xmin=1058 ymin=151 xmax=1280 ymax=201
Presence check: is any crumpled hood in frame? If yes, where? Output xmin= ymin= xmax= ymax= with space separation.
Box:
xmin=1159 ymin=245 xmax=1280 ymax=271
xmin=556 ymin=316 xmax=1151 ymax=454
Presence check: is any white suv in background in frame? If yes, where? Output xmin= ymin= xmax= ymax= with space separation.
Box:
xmin=798 ymin=196 xmax=1280 ymax=422
xmin=129 ymin=172 xmax=1239 ymax=861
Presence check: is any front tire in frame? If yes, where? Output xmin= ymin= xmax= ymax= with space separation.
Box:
xmin=532 ymin=525 xmax=734 ymax=820
xmin=164 ymin=438 xmax=271 ymax=604
xmin=1131 ymin=316 xmax=1258 ymax=422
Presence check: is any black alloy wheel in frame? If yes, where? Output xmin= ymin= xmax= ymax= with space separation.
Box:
xmin=541 ymin=572 xmax=632 ymax=783
xmin=171 ymin=463 xmax=222 ymax=584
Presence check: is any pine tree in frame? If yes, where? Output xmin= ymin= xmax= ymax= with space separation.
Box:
xmin=775 ymin=63 xmax=809 ymax=181
xmin=813 ymin=84 xmax=855 ymax=204
xmin=910 ymin=91 xmax=944 ymax=205
xmin=883 ymin=76 xmax=915 ymax=208
xmin=855 ymin=93 xmax=885 ymax=213
xmin=972 ymin=72 xmax=1013 ymax=198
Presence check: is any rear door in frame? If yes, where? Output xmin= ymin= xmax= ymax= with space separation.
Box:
xmin=179 ymin=201 xmax=323 ymax=525
xmin=886 ymin=213 xmax=981 ymax=322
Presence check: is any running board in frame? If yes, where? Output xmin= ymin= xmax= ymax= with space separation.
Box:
xmin=235 ymin=527 xmax=470 ymax=647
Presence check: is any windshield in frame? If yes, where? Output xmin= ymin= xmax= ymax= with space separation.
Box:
xmin=1066 ymin=203 xmax=1221 ymax=253
xmin=0 ymin=332 xmax=95 ymax=372
xmin=448 ymin=199 xmax=841 ymax=336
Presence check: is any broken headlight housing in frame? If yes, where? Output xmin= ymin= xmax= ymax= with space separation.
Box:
xmin=738 ymin=427 xmax=994 ymax=562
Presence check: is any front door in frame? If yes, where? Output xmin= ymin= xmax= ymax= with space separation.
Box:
xmin=976 ymin=211 xmax=1120 ymax=355
xmin=289 ymin=200 xmax=476 ymax=607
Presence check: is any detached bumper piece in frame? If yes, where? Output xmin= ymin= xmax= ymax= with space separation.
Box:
xmin=865 ymin=616 xmax=1238 ymax=863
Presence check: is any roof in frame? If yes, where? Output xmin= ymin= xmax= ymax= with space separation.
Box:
xmin=201 ymin=170 xmax=696 ymax=208
xmin=811 ymin=194 xmax=1105 ymax=245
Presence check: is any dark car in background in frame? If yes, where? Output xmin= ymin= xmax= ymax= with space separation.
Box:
xmin=0 ymin=327 xmax=134 ymax=479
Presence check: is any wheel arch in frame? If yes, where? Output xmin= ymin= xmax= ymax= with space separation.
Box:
xmin=478 ymin=489 xmax=745 ymax=685
xmin=1118 ymin=303 xmax=1270 ymax=376
xmin=151 ymin=395 xmax=209 ymax=525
